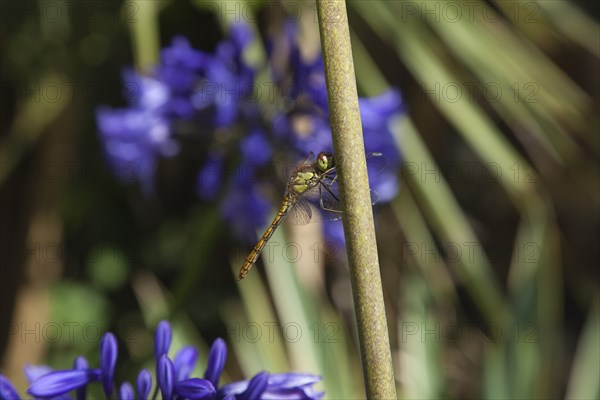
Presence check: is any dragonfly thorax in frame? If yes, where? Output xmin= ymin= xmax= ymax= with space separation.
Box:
xmin=287 ymin=152 xmax=335 ymax=197
xmin=289 ymin=168 xmax=319 ymax=196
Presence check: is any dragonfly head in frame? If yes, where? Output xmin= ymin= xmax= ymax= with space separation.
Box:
xmin=316 ymin=152 xmax=334 ymax=172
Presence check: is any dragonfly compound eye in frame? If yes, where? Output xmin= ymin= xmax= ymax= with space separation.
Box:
xmin=317 ymin=152 xmax=330 ymax=171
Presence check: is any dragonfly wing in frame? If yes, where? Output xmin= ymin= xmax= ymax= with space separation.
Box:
xmin=288 ymin=199 xmax=313 ymax=225
xmin=303 ymin=152 xmax=316 ymax=164
xmin=366 ymin=152 xmax=390 ymax=176
xmin=366 ymin=152 xmax=391 ymax=205
xmin=369 ymin=188 xmax=380 ymax=206
xmin=318 ymin=152 xmax=386 ymax=202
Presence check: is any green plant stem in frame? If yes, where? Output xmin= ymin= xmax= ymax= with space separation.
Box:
xmin=316 ymin=1 xmax=397 ymax=398
xmin=128 ymin=0 xmax=160 ymax=69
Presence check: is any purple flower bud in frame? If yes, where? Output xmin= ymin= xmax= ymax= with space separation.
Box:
xmin=136 ymin=368 xmax=152 ymax=400
xmin=119 ymin=381 xmax=135 ymax=400
xmin=155 ymin=320 xmax=172 ymax=360
xmin=73 ymin=356 xmax=89 ymax=400
xmin=73 ymin=356 xmax=89 ymax=371
xmin=174 ymin=377 xmax=216 ymax=399
xmin=27 ymin=369 xmax=100 ymax=398
xmin=158 ymin=354 xmax=174 ymax=400
xmin=204 ymin=338 xmax=227 ymax=387
xmin=174 ymin=346 xmax=199 ymax=381
xmin=239 ymin=371 xmax=268 ymax=400
xmin=100 ymin=332 xmax=118 ymax=395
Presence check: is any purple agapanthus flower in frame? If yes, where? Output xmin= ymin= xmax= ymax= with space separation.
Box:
xmin=2 ymin=320 xmax=322 ymax=400
xmin=165 ymin=323 xmax=323 ymax=400
xmin=157 ymin=36 xmax=206 ymax=118
xmin=96 ymin=19 xmax=404 ymax=251
xmin=200 ymin=25 xmax=255 ymax=128
xmin=96 ymin=72 xmax=178 ymax=195
xmin=96 ymin=23 xmax=255 ymax=195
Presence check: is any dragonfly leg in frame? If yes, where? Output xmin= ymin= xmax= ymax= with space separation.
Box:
xmin=320 ymin=169 xmax=338 ymax=187
xmin=319 ymin=181 xmax=342 ymax=213
xmin=328 ymin=173 xmax=338 ymax=186
xmin=320 ymin=181 xmax=340 ymax=202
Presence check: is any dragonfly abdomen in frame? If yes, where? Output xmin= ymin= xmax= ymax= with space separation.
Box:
xmin=237 ymin=194 xmax=294 ymax=280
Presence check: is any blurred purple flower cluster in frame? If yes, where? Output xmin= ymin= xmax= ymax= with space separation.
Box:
xmin=0 ymin=320 xmax=322 ymax=400
xmin=96 ymin=22 xmax=404 ymax=247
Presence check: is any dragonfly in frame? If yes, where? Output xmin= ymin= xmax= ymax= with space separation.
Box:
xmin=238 ymin=151 xmax=383 ymax=280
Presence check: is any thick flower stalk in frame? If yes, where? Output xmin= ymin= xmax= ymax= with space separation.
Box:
xmin=0 ymin=320 xmax=322 ymax=400
xmin=316 ymin=0 xmax=397 ymax=399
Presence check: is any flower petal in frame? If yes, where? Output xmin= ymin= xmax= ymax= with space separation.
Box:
xmin=73 ymin=356 xmax=89 ymax=400
xmin=136 ymin=368 xmax=152 ymax=400
xmin=155 ymin=320 xmax=172 ymax=360
xmin=203 ymin=338 xmax=227 ymax=387
xmin=158 ymin=355 xmax=174 ymax=400
xmin=100 ymin=333 xmax=118 ymax=395
xmin=262 ymin=373 xmax=323 ymax=400
xmin=73 ymin=357 xmax=89 ymax=371
xmin=174 ymin=378 xmax=216 ymax=399
xmin=267 ymin=373 xmax=322 ymax=389
xmin=218 ymin=379 xmax=248 ymax=397
xmin=174 ymin=346 xmax=199 ymax=381
xmin=261 ymin=388 xmax=324 ymax=400
xmin=239 ymin=371 xmax=268 ymax=400
xmin=119 ymin=381 xmax=135 ymax=400
xmin=0 ymin=374 xmax=20 ymax=400
xmin=24 ymin=364 xmax=53 ymax=383
xmin=27 ymin=369 xmax=100 ymax=398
